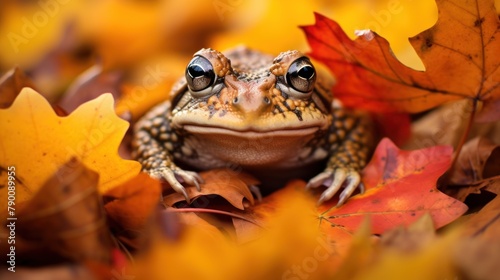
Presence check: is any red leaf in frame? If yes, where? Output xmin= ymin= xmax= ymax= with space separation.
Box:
xmin=319 ymin=138 xmax=468 ymax=234
xmin=301 ymin=1 xmax=500 ymax=114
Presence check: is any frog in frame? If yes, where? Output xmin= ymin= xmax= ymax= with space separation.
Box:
xmin=132 ymin=47 xmax=372 ymax=206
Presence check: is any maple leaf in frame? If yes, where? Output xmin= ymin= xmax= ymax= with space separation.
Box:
xmin=301 ymin=0 xmax=500 ymax=115
xmin=0 ymin=88 xmax=141 ymax=204
xmin=319 ymin=138 xmax=468 ymax=236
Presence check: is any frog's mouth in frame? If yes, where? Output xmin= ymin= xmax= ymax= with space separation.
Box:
xmin=183 ymin=125 xmax=320 ymax=138
xmin=180 ymin=124 xmax=322 ymax=168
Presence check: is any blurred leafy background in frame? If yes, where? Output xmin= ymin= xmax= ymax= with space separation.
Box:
xmin=1 ymin=0 xmax=498 ymax=114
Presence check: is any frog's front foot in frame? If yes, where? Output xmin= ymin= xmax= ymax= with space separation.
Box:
xmin=306 ymin=167 xmax=364 ymax=206
xmin=148 ymin=167 xmax=204 ymax=204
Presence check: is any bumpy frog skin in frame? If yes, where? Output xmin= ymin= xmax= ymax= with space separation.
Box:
xmin=132 ymin=47 xmax=372 ymax=205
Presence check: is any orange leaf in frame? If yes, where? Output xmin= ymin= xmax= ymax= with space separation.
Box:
xmin=164 ymin=169 xmax=256 ymax=210
xmin=319 ymin=138 xmax=468 ymax=235
xmin=0 ymin=88 xmax=141 ymax=204
xmin=104 ymin=173 xmax=162 ymax=250
xmin=301 ymin=0 xmax=500 ymax=114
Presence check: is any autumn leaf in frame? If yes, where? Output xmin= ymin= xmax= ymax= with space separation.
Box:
xmin=0 ymin=67 xmax=37 ymax=108
xmin=319 ymin=138 xmax=467 ymax=236
xmin=454 ymin=236 xmax=500 ymax=280
xmin=449 ymin=137 xmax=500 ymax=185
xmin=454 ymin=195 xmax=500 ymax=279
xmin=462 ymin=194 xmax=500 ymax=240
xmin=103 ymin=173 xmax=162 ymax=250
xmin=0 ymin=87 xmax=141 ymax=204
xmin=379 ymin=214 xmax=436 ymax=252
xmin=301 ymin=0 xmax=500 ymax=115
xmin=0 ymin=158 xmax=113 ymax=265
xmin=133 ymin=187 xmax=328 ymax=280
xmin=164 ymin=168 xmax=257 ymax=210
xmin=339 ymin=225 xmax=460 ymax=280
xmin=58 ymin=65 xmax=123 ymax=114
xmin=0 ymin=1 xmax=83 ymax=68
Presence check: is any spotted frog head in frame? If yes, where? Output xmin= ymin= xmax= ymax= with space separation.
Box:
xmin=169 ymin=47 xmax=334 ymax=168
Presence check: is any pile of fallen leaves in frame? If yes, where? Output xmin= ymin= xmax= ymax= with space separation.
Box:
xmin=0 ymin=0 xmax=499 ymax=279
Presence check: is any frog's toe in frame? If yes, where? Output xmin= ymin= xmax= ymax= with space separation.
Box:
xmin=336 ymin=171 xmax=362 ymax=206
xmin=249 ymin=185 xmax=263 ymax=202
xmin=306 ymin=170 xmax=334 ymax=189
xmin=175 ymin=170 xmax=204 ymax=191
xmin=307 ymin=168 xmax=363 ymax=206
xmin=148 ymin=167 xmax=203 ymax=204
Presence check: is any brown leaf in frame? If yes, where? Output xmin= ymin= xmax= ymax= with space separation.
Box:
xmin=455 ymin=195 xmax=500 ymax=280
xmin=444 ymin=176 xmax=500 ymax=202
xmin=0 ymin=67 xmax=36 ymax=108
xmin=450 ymin=137 xmax=500 ymax=185
xmin=405 ymin=100 xmax=500 ymax=150
xmin=58 ymin=65 xmax=123 ymax=113
xmin=462 ymin=194 xmax=500 ymax=240
xmin=104 ymin=173 xmax=162 ymax=250
xmin=0 ymin=265 xmax=97 ymax=280
xmin=404 ymin=100 xmax=471 ymax=149
xmin=454 ymin=237 xmax=500 ymax=280
xmin=0 ymin=158 xmax=113 ymax=265
xmin=379 ymin=214 xmax=436 ymax=252
xmin=163 ymin=168 xmax=256 ymax=210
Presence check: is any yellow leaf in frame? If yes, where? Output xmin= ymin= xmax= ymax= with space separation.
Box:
xmin=0 ymin=87 xmax=140 ymax=204
xmin=133 ymin=186 xmax=334 ymax=280
xmin=331 ymin=215 xmax=463 ymax=280
xmin=211 ymin=0 xmax=438 ymax=70
xmin=0 ymin=0 xmax=83 ymax=68
xmin=77 ymin=0 xmax=164 ymax=69
xmin=353 ymin=234 xmax=458 ymax=280
xmin=114 ymin=55 xmax=186 ymax=120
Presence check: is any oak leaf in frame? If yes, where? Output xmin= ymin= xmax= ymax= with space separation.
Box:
xmin=302 ymin=0 xmax=500 ymax=115
xmin=0 ymin=87 xmax=141 ymax=205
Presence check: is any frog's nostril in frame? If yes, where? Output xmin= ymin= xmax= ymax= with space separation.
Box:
xmin=233 ymin=97 xmax=239 ymax=104
xmin=263 ymin=97 xmax=271 ymax=104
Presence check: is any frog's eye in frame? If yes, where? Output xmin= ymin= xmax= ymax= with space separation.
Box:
xmin=285 ymin=58 xmax=316 ymax=94
xmin=186 ymin=56 xmax=216 ymax=93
